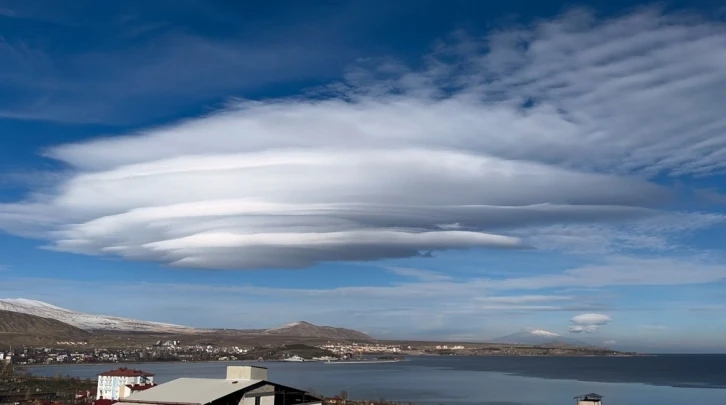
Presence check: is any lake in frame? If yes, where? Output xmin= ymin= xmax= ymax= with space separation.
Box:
xmin=25 ymin=355 xmax=726 ymax=405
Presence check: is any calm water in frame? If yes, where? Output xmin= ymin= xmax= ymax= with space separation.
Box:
xmin=26 ymin=355 xmax=726 ymax=405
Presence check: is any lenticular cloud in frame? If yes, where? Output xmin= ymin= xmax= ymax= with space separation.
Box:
xmin=569 ymin=313 xmax=612 ymax=333
xmin=3 ymin=8 xmax=726 ymax=269
xmin=19 ymin=144 xmax=659 ymax=269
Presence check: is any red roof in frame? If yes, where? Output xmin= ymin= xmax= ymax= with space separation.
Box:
xmin=99 ymin=367 xmax=154 ymax=377
xmin=94 ymin=399 xmax=118 ymax=405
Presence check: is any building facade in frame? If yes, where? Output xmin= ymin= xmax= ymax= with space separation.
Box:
xmin=97 ymin=367 xmax=155 ymax=400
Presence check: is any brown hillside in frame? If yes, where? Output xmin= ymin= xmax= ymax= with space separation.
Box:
xmin=263 ymin=321 xmax=373 ymax=342
xmin=0 ymin=310 xmax=90 ymax=337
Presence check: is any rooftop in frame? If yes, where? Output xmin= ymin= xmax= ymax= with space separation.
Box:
xmin=119 ymin=378 xmax=261 ymax=405
xmin=100 ymin=367 xmax=155 ymax=377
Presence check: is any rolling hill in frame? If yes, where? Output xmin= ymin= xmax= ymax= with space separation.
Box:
xmin=262 ymin=321 xmax=373 ymax=341
xmin=0 ymin=299 xmax=192 ymax=333
xmin=0 ymin=299 xmax=373 ymax=342
xmin=0 ymin=310 xmax=90 ymax=337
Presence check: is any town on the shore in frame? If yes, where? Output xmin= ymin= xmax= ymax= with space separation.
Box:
xmin=2 ymin=340 xmax=634 ymax=366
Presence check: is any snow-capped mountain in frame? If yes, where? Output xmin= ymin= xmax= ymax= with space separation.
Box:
xmin=492 ymin=329 xmax=588 ymax=346
xmin=0 ymin=298 xmax=192 ymax=332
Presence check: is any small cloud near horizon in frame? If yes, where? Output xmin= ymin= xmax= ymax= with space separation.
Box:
xmin=569 ymin=313 xmax=612 ymax=333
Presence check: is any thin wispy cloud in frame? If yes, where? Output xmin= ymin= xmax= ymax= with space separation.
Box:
xmin=0 ymin=16 xmax=347 ymax=124
xmin=474 ymin=295 xmax=574 ymax=305
xmin=0 ymin=276 xmax=605 ymax=336
xmin=386 ymin=267 xmax=453 ymax=281
xmin=0 ymin=268 xmax=721 ymax=348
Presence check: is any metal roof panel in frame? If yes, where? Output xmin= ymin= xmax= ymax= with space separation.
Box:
xmin=120 ymin=378 xmax=261 ymax=405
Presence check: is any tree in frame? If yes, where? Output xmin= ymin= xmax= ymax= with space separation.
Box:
xmin=339 ymin=390 xmax=349 ymax=400
xmin=0 ymin=362 xmax=15 ymax=378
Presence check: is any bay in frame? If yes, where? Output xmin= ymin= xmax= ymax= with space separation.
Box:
xmin=25 ymin=355 xmax=726 ymax=405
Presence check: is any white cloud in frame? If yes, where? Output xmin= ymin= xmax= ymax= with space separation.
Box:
xmin=569 ymin=313 xmax=612 ymax=333
xmin=475 ymin=295 xmax=573 ymax=304
xmin=2 ymin=8 xmax=726 ymax=269
xmin=0 ymin=123 xmax=662 ymax=269
xmin=571 ymin=313 xmax=613 ymax=325
xmin=487 ymin=256 xmax=726 ymax=290
xmin=386 ymin=267 xmax=453 ymax=282
xmin=436 ymin=223 xmax=464 ymax=230
xmin=514 ymin=212 xmax=726 ymax=253
xmin=568 ymin=325 xmax=599 ymax=333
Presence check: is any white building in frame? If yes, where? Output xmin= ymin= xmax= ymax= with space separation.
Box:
xmin=119 ymin=366 xmax=321 ymax=405
xmin=97 ymin=367 xmax=155 ymax=400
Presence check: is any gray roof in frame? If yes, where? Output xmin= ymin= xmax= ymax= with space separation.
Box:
xmin=120 ymin=378 xmax=262 ymax=405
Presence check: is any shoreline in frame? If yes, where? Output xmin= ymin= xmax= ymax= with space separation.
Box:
xmin=20 ymin=353 xmax=646 ymax=370
xmin=19 ymin=356 xmax=726 ymax=393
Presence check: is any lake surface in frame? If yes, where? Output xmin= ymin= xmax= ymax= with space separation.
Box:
xmin=26 ymin=355 xmax=726 ymax=405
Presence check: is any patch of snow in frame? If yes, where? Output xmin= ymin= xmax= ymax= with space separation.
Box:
xmin=266 ymin=321 xmax=303 ymax=331
xmin=529 ymin=329 xmax=560 ymax=337
xmin=4 ymin=298 xmax=68 ymax=311
xmin=0 ymin=298 xmax=192 ymax=332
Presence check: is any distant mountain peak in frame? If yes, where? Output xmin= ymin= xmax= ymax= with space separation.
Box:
xmin=492 ymin=329 xmax=587 ymax=346
xmin=264 ymin=321 xmax=373 ymax=341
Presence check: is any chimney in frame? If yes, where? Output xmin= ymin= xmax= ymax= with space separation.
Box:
xmin=226 ymin=366 xmax=268 ymax=381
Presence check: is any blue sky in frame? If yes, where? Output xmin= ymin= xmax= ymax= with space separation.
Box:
xmin=2 ymin=0 xmax=726 ymax=353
